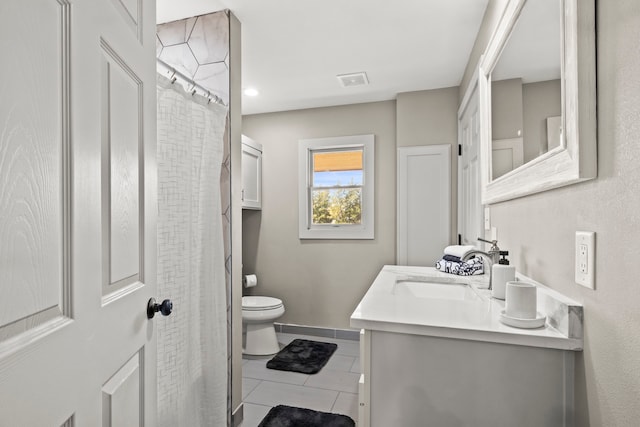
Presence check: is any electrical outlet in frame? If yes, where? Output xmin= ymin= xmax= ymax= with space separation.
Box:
xmin=575 ymin=231 xmax=595 ymax=289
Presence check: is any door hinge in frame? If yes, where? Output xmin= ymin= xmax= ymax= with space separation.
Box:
xmin=458 ymin=144 xmax=462 ymax=156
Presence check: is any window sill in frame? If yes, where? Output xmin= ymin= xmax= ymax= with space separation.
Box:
xmin=299 ymin=226 xmax=374 ymax=240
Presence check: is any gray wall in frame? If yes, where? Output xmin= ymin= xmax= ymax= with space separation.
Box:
xmin=492 ymin=78 xmax=524 ymax=140
xmin=492 ymin=78 xmax=561 ymax=164
xmin=459 ymin=0 xmax=510 ymax=101
xmin=396 ymin=87 xmax=460 ymax=247
xmin=242 ymin=88 xmax=460 ymax=330
xmin=242 ymin=101 xmax=397 ymax=329
xmin=464 ymin=1 xmax=640 ymax=425
xmin=522 ymin=79 xmax=561 ymax=162
xmin=396 ymin=87 xmax=459 ymax=147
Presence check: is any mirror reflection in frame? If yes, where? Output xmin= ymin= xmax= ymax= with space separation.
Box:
xmin=490 ymin=0 xmax=561 ymax=180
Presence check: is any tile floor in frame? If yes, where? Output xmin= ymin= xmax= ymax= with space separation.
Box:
xmin=240 ymin=332 xmax=361 ymax=427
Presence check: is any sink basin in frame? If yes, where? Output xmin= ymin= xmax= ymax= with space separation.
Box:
xmin=393 ymin=275 xmax=483 ymax=301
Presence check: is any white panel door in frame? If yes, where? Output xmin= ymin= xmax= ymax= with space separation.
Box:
xmin=0 ymin=0 xmax=158 ymax=425
xmin=458 ymin=86 xmax=483 ymax=247
xmin=397 ymin=145 xmax=451 ymax=266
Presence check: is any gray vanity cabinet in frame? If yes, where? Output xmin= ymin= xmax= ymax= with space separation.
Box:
xmin=358 ymin=329 xmax=575 ymax=427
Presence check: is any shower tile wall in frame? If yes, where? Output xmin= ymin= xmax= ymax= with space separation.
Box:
xmin=157 ymin=11 xmax=230 ymax=105
xmin=157 ymin=10 xmax=233 ymax=424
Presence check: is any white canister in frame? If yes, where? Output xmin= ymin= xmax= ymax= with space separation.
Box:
xmin=491 ymin=263 xmax=516 ymax=300
xmin=505 ymin=281 xmax=537 ymax=319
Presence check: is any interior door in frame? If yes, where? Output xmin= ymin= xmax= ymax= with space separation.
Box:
xmin=457 ymin=85 xmax=483 ymax=247
xmin=0 ymin=0 xmax=158 ymax=425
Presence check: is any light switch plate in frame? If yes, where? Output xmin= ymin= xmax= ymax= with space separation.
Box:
xmin=575 ymin=231 xmax=595 ymax=289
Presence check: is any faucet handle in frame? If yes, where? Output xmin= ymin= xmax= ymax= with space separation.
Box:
xmin=477 ymin=237 xmax=500 ymax=252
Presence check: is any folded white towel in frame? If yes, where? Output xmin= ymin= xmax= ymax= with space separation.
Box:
xmin=443 ymin=245 xmax=476 ymax=259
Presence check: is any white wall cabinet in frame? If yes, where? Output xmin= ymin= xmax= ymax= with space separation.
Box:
xmin=242 ymin=135 xmax=262 ymax=210
xmin=397 ymin=145 xmax=451 ymax=266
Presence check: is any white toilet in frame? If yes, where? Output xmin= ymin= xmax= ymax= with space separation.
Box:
xmin=242 ymin=295 xmax=285 ymax=355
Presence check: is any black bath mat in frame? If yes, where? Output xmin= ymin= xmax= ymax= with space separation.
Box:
xmin=258 ymin=405 xmax=355 ymax=427
xmin=266 ymin=339 xmax=337 ymax=374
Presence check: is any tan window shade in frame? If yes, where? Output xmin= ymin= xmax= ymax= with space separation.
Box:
xmin=313 ymin=150 xmax=362 ymax=172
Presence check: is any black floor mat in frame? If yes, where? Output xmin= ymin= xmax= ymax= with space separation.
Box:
xmin=258 ymin=405 xmax=355 ymax=427
xmin=266 ymin=339 xmax=337 ymax=374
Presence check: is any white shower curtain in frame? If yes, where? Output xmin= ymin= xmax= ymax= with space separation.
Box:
xmin=156 ymin=75 xmax=228 ymax=426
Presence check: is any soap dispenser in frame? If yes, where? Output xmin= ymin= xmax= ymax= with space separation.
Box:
xmin=491 ymin=251 xmax=515 ymax=300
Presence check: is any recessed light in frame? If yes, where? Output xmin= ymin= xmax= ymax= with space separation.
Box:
xmin=244 ymin=87 xmax=259 ymax=97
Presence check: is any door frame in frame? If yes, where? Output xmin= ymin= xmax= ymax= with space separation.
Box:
xmin=457 ymin=70 xmax=485 ymax=247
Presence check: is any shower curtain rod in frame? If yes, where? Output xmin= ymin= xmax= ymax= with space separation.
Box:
xmin=156 ymin=58 xmax=227 ymax=107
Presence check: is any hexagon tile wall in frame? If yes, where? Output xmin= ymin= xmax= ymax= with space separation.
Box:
xmin=157 ymin=10 xmax=230 ymax=105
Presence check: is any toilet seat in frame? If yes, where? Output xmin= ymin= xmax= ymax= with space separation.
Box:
xmin=242 ymin=296 xmax=283 ymax=311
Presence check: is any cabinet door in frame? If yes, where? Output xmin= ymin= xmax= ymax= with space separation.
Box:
xmin=369 ymin=331 xmax=572 ymax=427
xmin=242 ymin=143 xmax=262 ymax=209
xmin=397 ymin=145 xmax=451 ymax=266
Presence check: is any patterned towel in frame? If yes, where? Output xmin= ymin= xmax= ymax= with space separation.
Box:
xmin=435 ymin=257 xmax=484 ymax=276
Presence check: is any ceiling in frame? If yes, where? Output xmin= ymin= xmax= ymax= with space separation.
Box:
xmin=157 ymin=0 xmax=490 ymax=115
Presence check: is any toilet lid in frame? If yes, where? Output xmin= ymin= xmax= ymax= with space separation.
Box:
xmin=242 ymin=296 xmax=283 ymax=311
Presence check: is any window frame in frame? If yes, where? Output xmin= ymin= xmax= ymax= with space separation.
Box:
xmin=298 ymin=134 xmax=375 ymax=239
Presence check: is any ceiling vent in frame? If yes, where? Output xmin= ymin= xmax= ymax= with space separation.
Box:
xmin=337 ymin=72 xmax=369 ymax=87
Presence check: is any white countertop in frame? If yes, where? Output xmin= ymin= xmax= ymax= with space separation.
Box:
xmin=350 ymin=265 xmax=583 ymax=351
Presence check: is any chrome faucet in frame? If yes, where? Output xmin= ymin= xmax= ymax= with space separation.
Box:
xmin=461 ymin=238 xmax=501 ymax=290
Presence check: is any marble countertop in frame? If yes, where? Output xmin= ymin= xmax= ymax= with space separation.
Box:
xmin=350 ymin=265 xmax=583 ymax=351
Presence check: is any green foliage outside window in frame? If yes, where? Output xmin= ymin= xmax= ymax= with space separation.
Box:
xmin=312 ymin=188 xmax=362 ymax=224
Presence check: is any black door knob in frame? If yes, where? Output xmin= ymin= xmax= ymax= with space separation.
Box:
xmin=147 ymin=298 xmax=173 ymax=319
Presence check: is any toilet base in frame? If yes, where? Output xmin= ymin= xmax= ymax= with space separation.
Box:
xmin=243 ymin=322 xmax=281 ymax=356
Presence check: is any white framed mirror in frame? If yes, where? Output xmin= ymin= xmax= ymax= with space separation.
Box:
xmin=479 ymin=0 xmax=597 ymax=204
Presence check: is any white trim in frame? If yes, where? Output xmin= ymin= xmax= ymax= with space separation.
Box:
xmin=479 ymin=0 xmax=596 ymax=204
xmin=457 ymin=77 xmax=484 ymax=247
xmin=458 ymin=66 xmax=480 ymax=120
xmin=298 ymin=134 xmax=375 ymax=239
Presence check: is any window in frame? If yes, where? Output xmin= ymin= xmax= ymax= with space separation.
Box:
xmin=298 ymin=135 xmax=374 ymax=239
